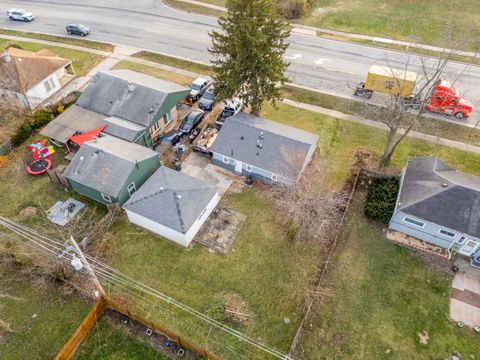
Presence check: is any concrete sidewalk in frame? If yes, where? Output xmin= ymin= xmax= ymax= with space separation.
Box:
xmin=450 ymin=258 xmax=480 ymax=328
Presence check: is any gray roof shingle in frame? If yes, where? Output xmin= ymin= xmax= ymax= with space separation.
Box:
xmin=123 ymin=167 xmax=218 ymax=234
xmin=398 ymin=157 xmax=480 ymax=238
xmin=76 ymin=70 xmax=189 ymax=127
xmin=64 ymin=136 xmax=158 ymax=196
xmin=210 ymin=113 xmax=318 ymax=179
xmin=102 ymin=117 xmax=146 ymax=142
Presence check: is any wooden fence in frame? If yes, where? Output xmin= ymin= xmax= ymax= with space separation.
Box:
xmin=54 ymin=295 xmax=222 ymax=360
xmin=54 ymin=297 xmax=107 ymax=360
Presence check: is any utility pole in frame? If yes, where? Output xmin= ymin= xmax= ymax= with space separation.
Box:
xmin=69 ymin=236 xmax=106 ymax=298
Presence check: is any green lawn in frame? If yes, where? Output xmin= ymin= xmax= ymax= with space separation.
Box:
xmin=74 ymin=316 xmax=172 ymax=360
xmin=295 ymin=193 xmax=480 ymax=359
xmin=0 ymin=39 xmax=104 ymax=76
xmin=0 ymin=266 xmax=90 ymax=360
xmin=0 ymin=29 xmax=114 ymax=51
xmin=132 ymin=51 xmax=212 ymax=75
xmin=163 ymin=0 xmax=226 ymax=17
xmin=303 ymin=0 xmax=480 ymax=50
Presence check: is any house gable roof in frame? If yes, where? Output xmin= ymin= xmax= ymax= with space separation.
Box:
xmin=76 ymin=70 xmax=189 ymax=127
xmin=5 ymin=47 xmax=70 ymax=91
xmin=398 ymin=157 xmax=480 ymax=238
xmin=64 ymin=135 xmax=158 ymax=196
xmin=123 ymin=167 xmax=218 ymax=234
xmin=210 ymin=112 xmax=318 ymax=179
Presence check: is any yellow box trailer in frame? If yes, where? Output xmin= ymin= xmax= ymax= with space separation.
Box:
xmin=357 ymin=65 xmax=417 ymax=98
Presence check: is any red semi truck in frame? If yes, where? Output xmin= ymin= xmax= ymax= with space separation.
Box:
xmin=354 ymin=66 xmax=474 ymax=120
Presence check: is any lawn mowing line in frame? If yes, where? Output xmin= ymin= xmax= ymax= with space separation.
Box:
xmin=288 ymin=170 xmax=361 ymax=357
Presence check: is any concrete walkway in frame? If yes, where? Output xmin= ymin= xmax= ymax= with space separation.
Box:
xmin=6 ymin=33 xmax=480 ymax=156
xmin=168 ymin=0 xmax=479 ymax=58
xmin=283 ymin=98 xmax=480 ymax=155
xmin=450 ymin=258 xmax=480 ymax=328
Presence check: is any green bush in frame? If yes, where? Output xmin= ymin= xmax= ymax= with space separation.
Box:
xmin=364 ymin=177 xmax=399 ymax=224
xmin=275 ymin=0 xmax=310 ymax=19
xmin=11 ymin=121 xmax=33 ymax=147
xmin=31 ymin=109 xmax=52 ymax=129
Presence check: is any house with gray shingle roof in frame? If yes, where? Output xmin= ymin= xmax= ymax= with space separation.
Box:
xmin=64 ymin=135 xmax=160 ymax=205
xmin=210 ymin=112 xmax=318 ymax=185
xmin=389 ymin=157 xmax=480 ymax=258
xmin=41 ymin=69 xmax=190 ymax=147
xmin=123 ymin=167 xmax=219 ymax=247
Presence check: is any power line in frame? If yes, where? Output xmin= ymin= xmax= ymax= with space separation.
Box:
xmin=0 ymin=216 xmax=292 ymax=360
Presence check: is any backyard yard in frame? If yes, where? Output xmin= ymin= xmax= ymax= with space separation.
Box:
xmin=295 ymin=192 xmax=480 ymax=359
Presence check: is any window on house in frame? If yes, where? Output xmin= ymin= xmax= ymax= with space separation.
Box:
xmin=403 ymin=217 xmax=424 ymax=227
xmin=163 ymin=110 xmax=173 ymax=126
xmin=43 ymin=78 xmax=56 ymax=92
xmin=101 ymin=193 xmax=112 ymax=203
xmin=127 ymin=182 xmax=136 ymax=196
xmin=246 ymin=164 xmax=252 ymax=172
xmin=271 ymin=174 xmax=278 ymax=182
xmin=222 ymin=156 xmax=229 ymax=164
xmin=439 ymin=229 xmax=456 ymax=238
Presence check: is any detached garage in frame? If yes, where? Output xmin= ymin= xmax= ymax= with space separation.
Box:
xmin=122 ymin=167 xmax=219 ymax=247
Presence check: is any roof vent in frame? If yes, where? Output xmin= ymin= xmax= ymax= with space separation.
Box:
xmin=240 ymin=136 xmax=244 ymax=140
xmin=176 ymin=194 xmax=182 ymax=199
xmin=258 ymin=142 xmax=263 ymax=149
xmin=79 ymin=156 xmax=84 ymax=161
xmin=256 ymin=152 xmax=259 ymax=156
xmin=441 ymin=183 xmax=448 ymax=187
xmin=149 ymin=107 xmax=155 ymax=114
xmin=127 ymin=82 xmax=135 ymax=93
xmin=159 ymin=186 xmax=164 ymax=192
xmin=259 ymin=131 xmax=264 ymax=140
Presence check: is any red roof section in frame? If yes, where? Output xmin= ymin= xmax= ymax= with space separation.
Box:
xmin=68 ymin=125 xmax=107 ymax=146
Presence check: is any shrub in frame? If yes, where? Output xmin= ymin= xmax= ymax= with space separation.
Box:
xmin=11 ymin=121 xmax=33 ymax=147
xmin=364 ymin=177 xmax=399 ymax=224
xmin=275 ymin=0 xmax=309 ymax=19
xmin=31 ymin=109 xmax=52 ymax=129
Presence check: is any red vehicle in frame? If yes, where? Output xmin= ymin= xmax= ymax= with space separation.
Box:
xmin=425 ymin=80 xmax=473 ymax=120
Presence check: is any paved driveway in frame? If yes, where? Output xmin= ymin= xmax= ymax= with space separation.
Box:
xmin=450 ymin=258 xmax=480 ymax=327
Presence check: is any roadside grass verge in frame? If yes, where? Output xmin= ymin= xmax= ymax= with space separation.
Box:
xmin=282 ymin=85 xmax=480 ymax=148
xmin=132 ymin=51 xmax=212 ymax=75
xmin=0 ymin=40 xmax=104 ymax=76
xmin=302 ymin=0 xmax=480 ymax=51
xmin=163 ymin=0 xmax=226 ymax=17
xmin=0 ymin=265 xmax=90 ymax=359
xmin=295 ymin=192 xmax=480 ymax=359
xmin=113 ymin=60 xmax=194 ymax=86
xmin=0 ymin=29 xmax=113 ymax=52
xmin=75 ymin=316 xmax=171 ymax=359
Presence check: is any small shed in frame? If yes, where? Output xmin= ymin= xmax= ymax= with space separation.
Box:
xmin=64 ymin=136 xmax=160 ymax=205
xmin=123 ymin=167 xmax=219 ymax=247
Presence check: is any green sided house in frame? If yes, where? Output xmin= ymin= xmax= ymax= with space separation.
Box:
xmin=64 ymin=135 xmax=160 ymax=205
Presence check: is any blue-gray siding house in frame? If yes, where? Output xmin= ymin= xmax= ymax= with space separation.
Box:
xmin=389 ymin=157 xmax=480 ymax=258
xmin=210 ymin=113 xmax=318 ymax=185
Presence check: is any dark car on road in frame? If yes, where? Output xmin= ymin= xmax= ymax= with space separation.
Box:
xmin=66 ymin=24 xmax=90 ymax=36
xmin=198 ymin=86 xmax=215 ymax=111
xmin=6 ymin=9 xmax=35 ymax=22
xmin=179 ymin=109 xmax=205 ymax=134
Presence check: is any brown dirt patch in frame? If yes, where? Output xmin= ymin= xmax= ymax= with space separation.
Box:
xmin=18 ymin=206 xmax=37 ymax=218
xmin=221 ymin=292 xmax=253 ymax=326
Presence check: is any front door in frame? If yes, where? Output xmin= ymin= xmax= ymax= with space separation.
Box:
xmin=234 ymin=160 xmax=242 ymax=174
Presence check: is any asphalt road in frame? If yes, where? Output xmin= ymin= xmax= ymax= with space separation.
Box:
xmin=2 ymin=0 xmax=480 ymax=125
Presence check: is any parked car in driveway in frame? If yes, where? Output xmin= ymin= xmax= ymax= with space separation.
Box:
xmin=198 ymin=86 xmax=215 ymax=111
xmin=179 ymin=109 xmax=205 ymax=134
xmin=189 ymin=77 xmax=213 ymax=101
xmin=215 ymin=98 xmax=244 ymax=128
xmin=6 ymin=9 xmax=35 ymax=22
xmin=66 ymin=24 xmax=90 ymax=36
xmin=154 ymin=130 xmax=183 ymax=150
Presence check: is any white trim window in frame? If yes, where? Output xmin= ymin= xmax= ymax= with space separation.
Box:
xmin=43 ymin=78 xmax=56 ymax=92
xmin=438 ymin=229 xmax=456 ymax=238
xmin=222 ymin=156 xmax=229 ymax=164
xmin=271 ymin=174 xmax=278 ymax=182
xmin=403 ymin=217 xmax=425 ymax=228
xmin=101 ymin=193 xmax=112 ymax=203
xmin=127 ymin=182 xmax=136 ymax=196
xmin=246 ymin=164 xmax=252 ymax=172
xmin=163 ymin=110 xmax=173 ymax=126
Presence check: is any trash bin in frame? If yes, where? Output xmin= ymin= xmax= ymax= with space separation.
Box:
xmin=175 ymin=161 xmax=182 ymax=171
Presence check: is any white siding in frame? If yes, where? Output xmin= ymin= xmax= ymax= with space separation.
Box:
xmin=25 ymin=73 xmax=62 ymax=108
xmin=125 ymin=191 xmax=220 ymax=248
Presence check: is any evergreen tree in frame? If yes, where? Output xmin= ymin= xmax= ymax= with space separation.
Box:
xmin=209 ymin=0 xmax=290 ymax=115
